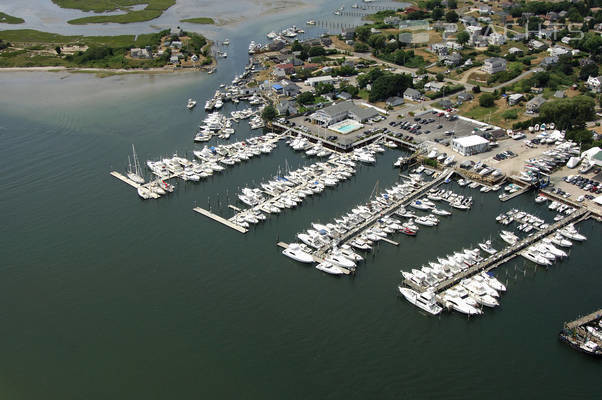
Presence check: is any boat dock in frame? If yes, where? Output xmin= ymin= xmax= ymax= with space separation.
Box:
xmin=565 ymin=309 xmax=602 ymax=330
xmin=110 ymin=171 xmax=162 ymax=199
xmin=403 ymin=207 xmax=590 ymax=294
xmin=193 ymin=207 xmax=248 ymax=233
xmin=313 ymin=169 xmax=453 ymax=258
xmin=499 ymin=183 xmax=533 ymax=202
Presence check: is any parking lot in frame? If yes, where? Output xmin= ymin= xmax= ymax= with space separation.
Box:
xmin=285 ymin=107 xmax=492 ymax=149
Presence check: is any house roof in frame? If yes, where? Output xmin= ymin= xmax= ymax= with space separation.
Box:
xmin=404 ymin=88 xmax=421 ymax=97
xmin=453 ymin=135 xmax=490 ymax=147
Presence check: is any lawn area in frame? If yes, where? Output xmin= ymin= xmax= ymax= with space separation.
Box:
xmin=0 ymin=12 xmax=24 ymax=24
xmin=51 ymin=0 xmax=175 ymax=25
xmin=180 ymin=17 xmax=215 ymax=24
xmin=460 ymin=96 xmax=531 ymax=129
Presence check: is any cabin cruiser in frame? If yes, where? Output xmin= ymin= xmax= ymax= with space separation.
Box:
xmin=315 ymin=262 xmax=346 ymax=275
xmin=500 ymin=230 xmax=519 ymax=245
xmin=558 ymin=224 xmax=586 ymax=241
xmin=398 ymin=288 xmax=443 ymax=315
xmin=442 ymin=294 xmax=482 ymax=315
xmin=186 ymin=98 xmax=197 ymax=109
xmin=282 ymin=243 xmax=314 ymax=263
xmin=521 ymin=248 xmax=552 ymax=266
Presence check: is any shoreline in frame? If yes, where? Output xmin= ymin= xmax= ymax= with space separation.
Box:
xmin=0 ymin=65 xmax=211 ymax=76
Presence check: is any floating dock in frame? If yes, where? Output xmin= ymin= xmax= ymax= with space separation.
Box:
xmin=403 ymin=207 xmax=589 ymax=294
xmin=566 ymin=309 xmax=602 ymax=330
xmin=499 ymin=183 xmax=533 ymax=202
xmin=193 ymin=207 xmax=248 ymax=233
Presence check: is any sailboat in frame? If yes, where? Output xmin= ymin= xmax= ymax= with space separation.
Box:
xmin=127 ymin=145 xmax=145 ymax=184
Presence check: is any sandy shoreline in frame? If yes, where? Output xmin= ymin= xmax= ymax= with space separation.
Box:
xmin=0 ymin=65 xmax=207 ymax=75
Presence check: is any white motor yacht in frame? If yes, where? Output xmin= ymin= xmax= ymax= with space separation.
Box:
xmin=315 ymin=262 xmax=346 ymax=275
xmin=282 ymin=243 xmax=314 ymax=263
xmin=478 ymin=240 xmax=497 ymax=255
xmin=442 ymin=294 xmax=482 ymax=315
xmin=398 ymin=287 xmax=443 ymax=315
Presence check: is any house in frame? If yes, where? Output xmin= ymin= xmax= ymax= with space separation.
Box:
xmin=586 ymin=76 xmax=602 ymax=93
xmin=441 ymin=52 xmax=462 ymax=67
xmin=268 ymin=40 xmax=286 ymax=51
xmin=276 ymin=100 xmax=298 ymax=116
xmin=457 ymin=92 xmax=474 ymax=102
xmin=403 ymin=88 xmax=422 ymax=101
xmin=554 ymin=90 xmax=566 ymax=98
xmin=561 ymin=36 xmax=572 ymax=45
xmin=488 ymin=32 xmax=506 ymax=45
xmin=337 ymin=92 xmax=352 ymax=100
xmin=548 ymin=45 xmax=571 ymax=57
xmin=412 ymin=74 xmax=428 ymax=85
xmin=431 ymin=42 xmax=449 ymax=56
xmin=386 ymin=96 xmax=405 ymax=107
xmin=460 ymin=15 xmax=478 ymax=26
xmin=529 ymin=40 xmax=547 ymax=51
xmin=310 ymin=100 xmax=379 ymax=125
xmin=281 ymin=80 xmax=301 ymax=97
xmin=130 ymin=47 xmax=152 ymax=59
xmin=384 ymin=16 xmax=402 ymax=26
xmin=507 ymin=93 xmax=524 ymax=106
xmin=273 ymin=63 xmax=294 ymax=77
xmin=190 ymin=54 xmax=199 ymax=62
xmin=272 ymin=83 xmax=284 ymax=95
xmin=531 ymin=87 xmax=544 ymax=94
xmin=306 ymin=76 xmax=335 ymax=87
xmin=546 ymin=11 xmax=559 ymax=21
xmin=478 ymin=5 xmax=492 ymax=14
xmin=526 ymin=95 xmax=546 ymax=113
xmin=508 ymin=47 xmax=523 ymax=56
xmin=540 ymin=56 xmax=559 ymax=69
xmin=169 ymin=55 xmax=179 ymax=64
xmin=482 ymin=57 xmax=507 ymax=74
xmin=170 ymin=40 xmax=182 ymax=49
xmin=424 ymin=81 xmax=445 ymax=92
xmin=341 ymin=28 xmax=355 ymax=41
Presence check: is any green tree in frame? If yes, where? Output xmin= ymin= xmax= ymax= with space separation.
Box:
xmin=472 ymin=85 xmax=481 ymax=93
xmin=579 ymin=63 xmax=599 ymax=80
xmin=354 ymin=42 xmax=369 ymax=52
xmin=479 ymin=93 xmax=495 ymax=107
xmin=457 ymin=30 xmax=470 ymax=45
xmin=291 ymin=40 xmax=303 ymax=52
xmin=445 ymin=10 xmax=459 ymax=23
xmin=308 ymin=46 xmax=326 ymax=57
xmin=447 ymin=0 xmax=457 ymax=9
xmin=315 ymin=82 xmax=334 ymax=96
xmin=436 ymin=73 xmax=444 ymax=82
xmin=539 ymin=96 xmax=595 ymax=130
xmin=297 ymin=91 xmax=315 ymax=105
xmin=261 ymin=105 xmax=277 ymax=121
xmin=55 ymin=46 xmax=61 ymax=54
xmin=432 ymin=7 xmax=444 ymax=21
xmin=355 ymin=25 xmax=371 ymax=42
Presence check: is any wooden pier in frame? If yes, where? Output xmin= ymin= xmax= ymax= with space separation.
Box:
xmin=565 ymin=309 xmax=602 ymax=330
xmin=193 ymin=207 xmax=248 ymax=233
xmin=403 ymin=207 xmax=589 ymax=293
xmin=313 ymin=169 xmax=453 ymax=258
xmin=499 ymin=183 xmax=533 ymax=202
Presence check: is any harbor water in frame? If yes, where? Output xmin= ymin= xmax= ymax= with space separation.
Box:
xmin=1 ymin=1 xmax=601 ymax=398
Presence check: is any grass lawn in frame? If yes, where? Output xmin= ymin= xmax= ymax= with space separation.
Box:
xmin=0 ymin=12 xmax=24 ymax=24
xmin=51 ymin=0 xmax=175 ymax=25
xmin=180 ymin=17 xmax=215 ymax=24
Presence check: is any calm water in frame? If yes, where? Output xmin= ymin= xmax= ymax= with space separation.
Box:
xmin=1 ymin=2 xmax=601 ymax=399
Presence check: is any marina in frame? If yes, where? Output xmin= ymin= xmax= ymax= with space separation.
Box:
xmin=3 ymin=0 xmax=602 ymax=398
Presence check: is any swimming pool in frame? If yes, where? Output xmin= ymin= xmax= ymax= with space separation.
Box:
xmin=329 ymin=119 xmax=363 ymax=134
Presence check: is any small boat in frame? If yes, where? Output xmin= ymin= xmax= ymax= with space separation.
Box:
xmin=478 ymin=240 xmax=497 ymax=255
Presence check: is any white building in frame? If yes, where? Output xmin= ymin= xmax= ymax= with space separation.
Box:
xmin=482 ymin=57 xmax=507 ymax=74
xmin=586 ymin=76 xmax=602 ymax=93
xmin=452 ymin=135 xmax=490 ymax=156
xmin=305 ymin=75 xmax=335 ymax=87
xmin=582 ymin=147 xmax=602 ymax=166
xmin=548 ymin=45 xmax=571 ymax=57
xmin=488 ymin=33 xmax=506 ymax=46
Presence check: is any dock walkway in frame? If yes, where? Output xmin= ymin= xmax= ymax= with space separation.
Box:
xmin=193 ymin=207 xmax=248 ymax=233
xmin=314 ymin=169 xmax=452 ymax=258
xmin=404 ymin=207 xmax=589 ymax=293
xmin=566 ymin=309 xmax=602 ymax=330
